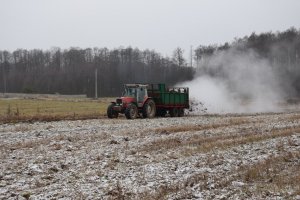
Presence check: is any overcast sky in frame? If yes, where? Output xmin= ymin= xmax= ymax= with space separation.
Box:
xmin=1 ymin=0 xmax=300 ymax=57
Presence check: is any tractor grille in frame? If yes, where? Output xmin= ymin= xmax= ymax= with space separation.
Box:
xmin=116 ymin=98 xmax=122 ymax=104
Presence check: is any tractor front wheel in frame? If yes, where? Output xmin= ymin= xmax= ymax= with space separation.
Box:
xmin=125 ymin=104 xmax=138 ymax=119
xmin=107 ymin=103 xmax=119 ymax=118
xmin=142 ymin=99 xmax=156 ymax=118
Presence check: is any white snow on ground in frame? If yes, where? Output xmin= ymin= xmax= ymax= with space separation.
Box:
xmin=0 ymin=112 xmax=300 ymax=199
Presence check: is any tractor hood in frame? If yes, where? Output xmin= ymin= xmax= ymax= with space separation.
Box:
xmin=116 ymin=96 xmax=136 ymax=106
xmin=121 ymin=96 xmax=136 ymax=104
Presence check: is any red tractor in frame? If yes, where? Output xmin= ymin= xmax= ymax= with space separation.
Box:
xmin=107 ymin=84 xmax=189 ymax=119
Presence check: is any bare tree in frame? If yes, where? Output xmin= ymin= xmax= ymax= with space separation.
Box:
xmin=172 ymin=47 xmax=186 ymax=67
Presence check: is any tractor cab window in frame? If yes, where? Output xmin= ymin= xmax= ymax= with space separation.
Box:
xmin=137 ymin=87 xmax=147 ymax=103
xmin=125 ymin=88 xmax=136 ymax=97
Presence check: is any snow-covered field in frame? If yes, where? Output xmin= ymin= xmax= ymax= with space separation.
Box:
xmin=1 ymin=112 xmax=300 ymax=199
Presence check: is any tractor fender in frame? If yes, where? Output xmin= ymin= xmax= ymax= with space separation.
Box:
xmin=136 ymin=97 xmax=153 ymax=109
xmin=141 ymin=97 xmax=153 ymax=107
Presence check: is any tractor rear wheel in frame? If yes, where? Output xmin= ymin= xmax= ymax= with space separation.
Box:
xmin=125 ymin=104 xmax=138 ymax=119
xmin=142 ymin=99 xmax=156 ymax=118
xmin=107 ymin=103 xmax=118 ymax=118
xmin=170 ymin=108 xmax=179 ymax=117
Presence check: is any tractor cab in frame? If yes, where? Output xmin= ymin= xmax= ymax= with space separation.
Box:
xmin=107 ymin=84 xmax=156 ymax=119
xmin=123 ymin=84 xmax=148 ymax=106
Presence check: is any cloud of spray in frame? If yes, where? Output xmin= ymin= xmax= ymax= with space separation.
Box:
xmin=182 ymin=48 xmax=285 ymax=113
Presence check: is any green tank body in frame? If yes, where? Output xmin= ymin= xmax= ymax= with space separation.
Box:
xmin=148 ymin=84 xmax=189 ymax=108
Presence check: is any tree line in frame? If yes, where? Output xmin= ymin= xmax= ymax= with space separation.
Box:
xmin=1 ymin=27 xmax=299 ymax=98
xmin=0 ymin=47 xmax=194 ymax=97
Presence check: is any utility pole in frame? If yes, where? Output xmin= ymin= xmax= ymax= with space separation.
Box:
xmin=3 ymin=72 xmax=6 ymax=94
xmin=2 ymin=65 xmax=7 ymax=94
xmin=95 ymin=67 xmax=98 ymax=99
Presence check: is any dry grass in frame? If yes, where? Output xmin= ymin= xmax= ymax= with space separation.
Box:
xmin=287 ymin=113 xmax=300 ymax=121
xmin=1 ymin=131 xmax=109 ymax=152
xmin=13 ymin=124 xmax=31 ymax=132
xmin=160 ymin=152 xmax=299 ymax=198
xmin=0 ymin=98 xmax=113 ymax=123
xmin=145 ymin=184 xmax=192 ymax=200
xmin=240 ymin=151 xmax=300 ymax=197
xmin=136 ymin=147 xmax=300 ymax=199
xmin=141 ymin=126 xmax=300 ymax=156
xmin=187 ymin=126 xmax=300 ymax=154
xmin=153 ymin=118 xmax=249 ymax=134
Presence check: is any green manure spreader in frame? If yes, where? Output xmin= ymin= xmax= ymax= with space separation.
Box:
xmin=107 ymin=83 xmax=189 ymax=119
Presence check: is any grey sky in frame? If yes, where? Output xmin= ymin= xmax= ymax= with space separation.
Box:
xmin=1 ymin=0 xmax=300 ymax=57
